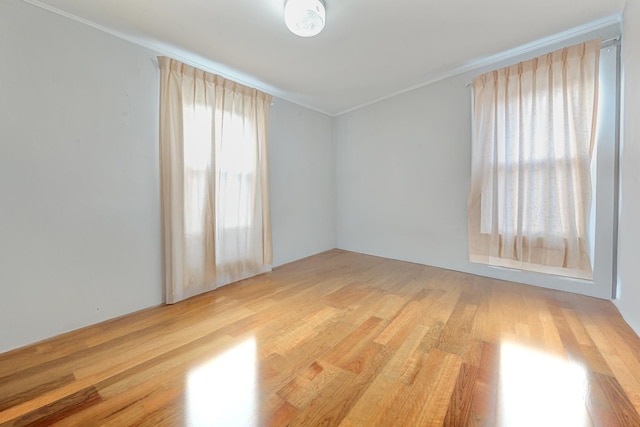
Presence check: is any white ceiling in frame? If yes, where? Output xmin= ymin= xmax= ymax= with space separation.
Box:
xmin=25 ymin=0 xmax=625 ymax=115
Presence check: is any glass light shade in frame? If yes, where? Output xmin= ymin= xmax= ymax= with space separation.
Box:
xmin=284 ymin=0 xmax=325 ymax=37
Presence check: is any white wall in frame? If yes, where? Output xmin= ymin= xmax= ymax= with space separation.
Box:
xmin=0 ymin=0 xmax=336 ymax=353
xmin=616 ymin=0 xmax=640 ymax=335
xmin=335 ymin=77 xmax=472 ymax=271
xmin=270 ymin=98 xmax=335 ymax=267
xmin=335 ymin=31 xmax=620 ymax=301
xmin=0 ymin=0 xmax=163 ymax=353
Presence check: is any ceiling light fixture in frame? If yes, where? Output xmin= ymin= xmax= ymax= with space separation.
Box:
xmin=284 ymin=0 xmax=326 ymax=37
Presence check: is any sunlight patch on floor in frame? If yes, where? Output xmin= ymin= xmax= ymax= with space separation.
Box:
xmin=186 ymin=338 xmax=258 ymax=427
xmin=498 ymin=342 xmax=591 ymax=427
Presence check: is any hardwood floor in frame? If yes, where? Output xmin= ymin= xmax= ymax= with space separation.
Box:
xmin=1 ymin=249 xmax=640 ymax=426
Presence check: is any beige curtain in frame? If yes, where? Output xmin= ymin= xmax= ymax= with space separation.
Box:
xmin=159 ymin=57 xmax=273 ymax=304
xmin=468 ymin=39 xmax=600 ymax=279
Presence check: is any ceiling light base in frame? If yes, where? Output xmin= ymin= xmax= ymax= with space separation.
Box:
xmin=284 ymin=0 xmax=326 ymax=37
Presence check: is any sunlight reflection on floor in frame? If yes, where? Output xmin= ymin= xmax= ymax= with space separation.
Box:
xmin=186 ymin=338 xmax=258 ymax=427
xmin=498 ymin=342 xmax=591 ymax=427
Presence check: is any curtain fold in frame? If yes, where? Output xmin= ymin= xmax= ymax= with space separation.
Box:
xmin=159 ymin=57 xmax=272 ymax=304
xmin=468 ymin=39 xmax=600 ymax=279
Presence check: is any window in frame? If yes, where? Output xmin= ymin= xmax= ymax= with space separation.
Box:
xmin=468 ymin=39 xmax=601 ymax=279
xmin=183 ymin=103 xmax=256 ymax=235
xmin=159 ymin=57 xmax=272 ymax=304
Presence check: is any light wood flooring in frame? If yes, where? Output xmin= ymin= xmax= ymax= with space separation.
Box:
xmin=1 ymin=249 xmax=640 ymax=426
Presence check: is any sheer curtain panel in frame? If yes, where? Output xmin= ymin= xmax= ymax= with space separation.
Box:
xmin=159 ymin=57 xmax=273 ymax=304
xmin=468 ymin=40 xmax=600 ymax=279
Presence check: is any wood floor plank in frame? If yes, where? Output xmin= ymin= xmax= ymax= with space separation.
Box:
xmin=0 ymin=373 xmax=75 ymax=412
xmin=9 ymin=386 xmax=102 ymax=427
xmin=264 ymin=398 xmax=299 ymax=426
xmin=444 ymin=362 xmax=480 ymax=426
xmin=594 ymin=372 xmax=640 ymax=426
xmin=468 ymin=340 xmax=500 ymax=427
xmin=403 ymin=349 xmax=463 ymax=426
xmin=585 ymin=370 xmax=627 ymax=426
xmin=1 ymin=249 xmax=639 ymax=426
xmin=290 ymin=345 xmax=392 ymax=427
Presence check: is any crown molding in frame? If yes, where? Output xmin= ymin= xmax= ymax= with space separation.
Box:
xmin=20 ymin=0 xmax=334 ymax=117
xmin=336 ymin=14 xmax=622 ymax=116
